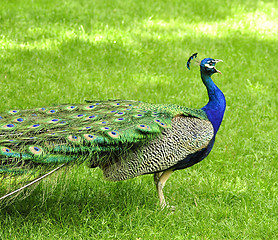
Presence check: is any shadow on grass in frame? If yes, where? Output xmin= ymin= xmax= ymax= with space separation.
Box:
xmin=0 ymin=168 xmax=157 ymax=223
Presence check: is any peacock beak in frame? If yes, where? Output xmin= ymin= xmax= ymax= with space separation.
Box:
xmin=214 ymin=59 xmax=223 ymax=74
xmin=215 ymin=67 xmax=222 ymax=74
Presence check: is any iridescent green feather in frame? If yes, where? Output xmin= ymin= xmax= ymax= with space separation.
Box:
xmin=0 ymin=100 xmax=208 ymax=177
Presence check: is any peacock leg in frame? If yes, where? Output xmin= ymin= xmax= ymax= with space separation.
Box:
xmin=154 ymin=169 xmax=173 ymax=209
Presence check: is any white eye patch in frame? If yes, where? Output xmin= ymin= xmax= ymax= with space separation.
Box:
xmin=204 ymin=63 xmax=215 ymax=69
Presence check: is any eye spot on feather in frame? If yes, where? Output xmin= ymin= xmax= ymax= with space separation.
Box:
xmin=115 ymin=112 xmax=125 ymax=116
xmin=126 ymin=108 xmax=131 ymax=111
xmin=86 ymin=115 xmax=97 ymax=120
xmin=48 ymin=110 xmax=56 ymax=114
xmin=159 ymin=122 xmax=167 ymax=128
xmin=115 ymin=118 xmax=125 ymax=122
xmin=110 ymin=110 xmax=117 ymax=113
xmin=137 ymin=124 xmax=150 ymax=130
xmin=154 ymin=119 xmax=168 ymax=128
xmin=95 ymin=103 xmax=100 ymax=105
xmin=2 ymin=147 xmax=12 ymax=153
xmin=29 ymin=124 xmax=40 ymax=128
xmin=9 ymin=110 xmax=19 ymax=114
xmin=2 ymin=124 xmax=16 ymax=129
xmin=32 ymin=114 xmax=37 ymax=117
xmin=85 ymin=105 xmax=95 ymax=110
xmin=68 ymin=135 xmax=81 ymax=142
xmin=84 ymin=134 xmax=96 ymax=141
xmin=108 ymin=131 xmax=120 ymax=138
xmin=134 ymin=114 xmax=144 ymax=118
xmin=101 ymin=126 xmax=111 ymax=131
xmin=60 ymin=121 xmax=67 ymax=124
xmin=0 ymin=116 xmax=2 ymax=120
xmin=66 ymin=105 xmax=77 ymax=110
xmin=14 ymin=118 xmax=24 ymax=122
xmin=73 ymin=114 xmax=85 ymax=118
xmin=29 ymin=146 xmax=43 ymax=154
xmin=49 ymin=119 xmax=59 ymax=123
xmin=39 ymin=108 xmax=46 ymax=111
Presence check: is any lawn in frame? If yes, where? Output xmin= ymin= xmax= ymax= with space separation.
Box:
xmin=0 ymin=0 xmax=277 ymax=239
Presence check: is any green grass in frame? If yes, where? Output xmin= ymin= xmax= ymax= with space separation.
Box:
xmin=0 ymin=0 xmax=278 ymax=239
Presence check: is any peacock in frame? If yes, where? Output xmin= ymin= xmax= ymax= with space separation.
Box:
xmin=0 ymin=53 xmax=226 ymax=209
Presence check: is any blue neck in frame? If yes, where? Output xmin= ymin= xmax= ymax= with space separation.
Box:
xmin=201 ymin=71 xmax=226 ymax=135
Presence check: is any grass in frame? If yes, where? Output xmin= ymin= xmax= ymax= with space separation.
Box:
xmin=0 ymin=0 xmax=277 ymax=239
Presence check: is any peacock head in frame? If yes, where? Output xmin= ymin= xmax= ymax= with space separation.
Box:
xmin=200 ymin=58 xmax=222 ymax=76
xmin=187 ymin=53 xmax=222 ymax=76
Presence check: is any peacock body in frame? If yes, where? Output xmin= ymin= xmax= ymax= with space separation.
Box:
xmin=0 ymin=54 xmax=226 ymax=208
